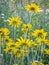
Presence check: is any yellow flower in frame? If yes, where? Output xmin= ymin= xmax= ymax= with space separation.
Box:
xmin=46 ymin=64 xmax=48 ymax=65
xmin=9 ymin=16 xmax=22 ymax=27
xmin=16 ymin=37 xmax=32 ymax=47
xmin=32 ymin=29 xmax=47 ymax=39
xmin=15 ymin=49 xmax=22 ymax=58
xmin=4 ymin=41 xmax=21 ymax=54
xmin=15 ymin=49 xmax=29 ymax=58
xmin=25 ymin=3 xmax=41 ymax=13
xmin=4 ymin=47 xmax=12 ymax=53
xmin=13 ymin=64 xmax=18 ymax=65
xmin=3 ymin=28 xmax=10 ymax=35
xmin=44 ymin=49 xmax=49 ymax=55
xmin=32 ymin=61 xmax=44 ymax=65
xmin=0 ymin=28 xmax=10 ymax=36
xmin=32 ymin=61 xmax=37 ymax=65
xmin=44 ymin=40 xmax=49 ymax=46
xmin=36 ymin=38 xmax=49 ymax=45
xmin=11 ymin=47 xmax=18 ymax=55
xmin=31 ymin=41 xmax=37 ymax=47
xmin=15 ymin=42 xmax=21 ymax=48
xmin=0 ymin=28 xmax=3 ymax=35
xmin=40 ymin=62 xmax=44 ymax=65
xmin=4 ymin=36 xmax=13 ymax=42
xmin=6 ymin=42 xmax=15 ymax=47
xmin=22 ymin=24 xmax=32 ymax=33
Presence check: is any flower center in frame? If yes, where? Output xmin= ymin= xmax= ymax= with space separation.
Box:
xmin=0 ymin=31 xmax=2 ymax=33
xmin=38 ymin=33 xmax=43 ymax=38
xmin=30 ymin=7 xmax=35 ymax=10
xmin=13 ymin=21 xmax=17 ymax=24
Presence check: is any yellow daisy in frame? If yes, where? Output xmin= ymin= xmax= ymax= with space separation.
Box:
xmin=36 ymin=38 xmax=49 ymax=45
xmin=13 ymin=64 xmax=18 ymax=65
xmin=9 ymin=16 xmax=22 ymax=27
xmin=22 ymin=24 xmax=32 ymax=33
xmin=31 ymin=41 xmax=37 ymax=47
xmin=6 ymin=42 xmax=15 ymax=47
xmin=16 ymin=37 xmax=32 ymax=47
xmin=25 ymin=3 xmax=41 ymax=13
xmin=44 ymin=49 xmax=49 ymax=55
xmin=32 ymin=61 xmax=37 ymax=65
xmin=0 ymin=28 xmax=10 ymax=36
xmin=4 ymin=36 xmax=13 ymax=42
xmin=40 ymin=62 xmax=44 ymax=65
xmin=32 ymin=29 xmax=47 ymax=39
xmin=0 ymin=28 xmax=2 ymax=35
xmin=4 ymin=47 xmax=12 ymax=53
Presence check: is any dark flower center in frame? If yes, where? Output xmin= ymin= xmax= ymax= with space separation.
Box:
xmin=30 ymin=7 xmax=35 ymax=10
xmin=38 ymin=33 xmax=43 ymax=38
xmin=0 ymin=31 xmax=2 ymax=33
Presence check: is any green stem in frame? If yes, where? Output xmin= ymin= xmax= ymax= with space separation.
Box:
xmin=24 ymin=30 xmax=28 ymax=39
xmin=28 ymin=12 xmax=32 ymax=24
xmin=0 ymin=35 xmax=1 ymax=54
xmin=10 ymin=55 xmax=14 ymax=65
xmin=13 ymin=26 xmax=16 ymax=42
xmin=21 ymin=56 xmax=24 ymax=65
xmin=27 ymin=53 xmax=30 ymax=65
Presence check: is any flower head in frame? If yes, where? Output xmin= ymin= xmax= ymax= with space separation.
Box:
xmin=13 ymin=64 xmax=18 ymax=65
xmin=9 ymin=16 xmax=22 ymax=27
xmin=4 ymin=36 xmax=13 ymax=42
xmin=32 ymin=61 xmax=37 ymax=65
xmin=0 ymin=28 xmax=10 ymax=36
xmin=44 ymin=49 xmax=49 ymax=55
xmin=22 ymin=24 xmax=32 ymax=33
xmin=16 ymin=37 xmax=32 ymax=47
xmin=36 ymin=38 xmax=49 ymax=45
xmin=32 ymin=29 xmax=47 ymax=39
xmin=25 ymin=3 xmax=41 ymax=13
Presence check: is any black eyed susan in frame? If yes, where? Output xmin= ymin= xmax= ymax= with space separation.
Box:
xmin=9 ymin=16 xmax=22 ymax=27
xmin=39 ymin=63 xmax=44 ymax=65
xmin=6 ymin=42 xmax=15 ymax=47
xmin=32 ymin=61 xmax=44 ymax=65
xmin=44 ymin=49 xmax=49 ymax=55
xmin=25 ymin=3 xmax=41 ymax=13
xmin=4 ymin=36 xmax=13 ymax=42
xmin=16 ymin=37 xmax=32 ymax=47
xmin=4 ymin=47 xmax=12 ymax=53
xmin=36 ymin=38 xmax=49 ymax=45
xmin=31 ymin=41 xmax=37 ymax=47
xmin=4 ymin=42 xmax=17 ymax=54
xmin=13 ymin=64 xmax=18 ymax=65
xmin=3 ymin=28 xmax=10 ymax=36
xmin=32 ymin=61 xmax=37 ymax=65
xmin=0 ymin=28 xmax=10 ymax=36
xmin=15 ymin=49 xmax=27 ymax=58
xmin=22 ymin=24 xmax=32 ymax=33
xmin=0 ymin=28 xmax=2 ymax=35
xmin=32 ymin=29 xmax=47 ymax=39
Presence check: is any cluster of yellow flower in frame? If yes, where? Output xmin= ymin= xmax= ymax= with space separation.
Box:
xmin=0 ymin=3 xmax=49 ymax=65
xmin=13 ymin=61 xmax=48 ymax=65
xmin=29 ymin=29 xmax=49 ymax=46
xmin=0 ymin=16 xmax=49 ymax=65
xmin=4 ymin=37 xmax=37 ymax=57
